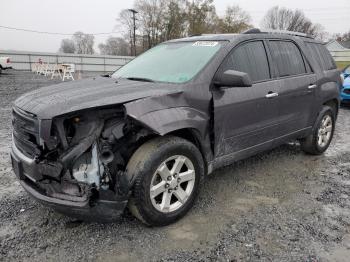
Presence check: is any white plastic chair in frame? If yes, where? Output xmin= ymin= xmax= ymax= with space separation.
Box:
xmin=39 ymin=63 xmax=47 ymax=75
xmin=62 ymin=64 xmax=75 ymax=81
xmin=44 ymin=63 xmax=54 ymax=76
xmin=36 ymin=63 xmax=43 ymax=74
xmin=31 ymin=63 xmax=38 ymax=73
xmin=51 ymin=64 xmax=63 ymax=80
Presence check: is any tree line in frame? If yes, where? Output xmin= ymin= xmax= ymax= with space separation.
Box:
xmin=59 ymin=1 xmax=350 ymax=56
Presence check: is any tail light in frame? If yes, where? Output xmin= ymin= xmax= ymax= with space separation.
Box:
xmin=6 ymin=58 xmax=10 ymax=63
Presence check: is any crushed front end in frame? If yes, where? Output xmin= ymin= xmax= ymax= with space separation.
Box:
xmin=10 ymin=106 xmax=143 ymax=222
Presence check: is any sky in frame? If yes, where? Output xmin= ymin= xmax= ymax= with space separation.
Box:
xmin=0 ymin=0 xmax=349 ymax=53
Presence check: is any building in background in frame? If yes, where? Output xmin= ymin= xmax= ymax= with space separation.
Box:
xmin=326 ymin=40 xmax=350 ymax=69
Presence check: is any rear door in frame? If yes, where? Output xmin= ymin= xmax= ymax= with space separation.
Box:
xmin=213 ymin=40 xmax=281 ymax=157
xmin=267 ymin=40 xmax=316 ymax=136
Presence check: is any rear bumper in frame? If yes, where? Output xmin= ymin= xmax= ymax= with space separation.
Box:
xmin=11 ymin=142 xmax=128 ymax=222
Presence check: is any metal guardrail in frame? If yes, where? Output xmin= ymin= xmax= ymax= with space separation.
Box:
xmin=0 ymin=50 xmax=134 ymax=72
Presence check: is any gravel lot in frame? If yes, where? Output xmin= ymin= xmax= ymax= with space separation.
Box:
xmin=1 ymin=70 xmax=350 ymax=262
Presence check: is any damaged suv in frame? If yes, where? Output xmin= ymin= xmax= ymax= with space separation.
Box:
xmin=11 ymin=29 xmax=340 ymax=226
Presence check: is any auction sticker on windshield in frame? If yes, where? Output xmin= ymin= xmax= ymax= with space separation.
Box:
xmin=192 ymin=41 xmax=218 ymax=47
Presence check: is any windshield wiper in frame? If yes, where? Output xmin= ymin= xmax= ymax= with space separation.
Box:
xmin=126 ymin=77 xmax=155 ymax=82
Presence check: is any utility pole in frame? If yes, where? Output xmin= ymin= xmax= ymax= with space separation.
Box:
xmin=128 ymin=9 xmax=138 ymax=56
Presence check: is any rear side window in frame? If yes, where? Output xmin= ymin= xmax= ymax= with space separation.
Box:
xmin=220 ymin=41 xmax=270 ymax=82
xmin=269 ymin=41 xmax=306 ymax=77
xmin=305 ymin=42 xmax=336 ymax=71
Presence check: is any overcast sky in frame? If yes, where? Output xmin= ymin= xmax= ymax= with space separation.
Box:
xmin=0 ymin=0 xmax=348 ymax=53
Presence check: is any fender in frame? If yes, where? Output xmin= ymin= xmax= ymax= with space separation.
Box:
xmin=124 ymin=91 xmax=210 ymax=136
xmin=317 ymin=81 xmax=340 ymax=104
xmin=125 ymin=105 xmax=213 ymax=174
xmin=126 ymin=106 xmax=209 ymax=137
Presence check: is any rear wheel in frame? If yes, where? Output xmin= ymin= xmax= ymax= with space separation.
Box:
xmin=300 ymin=106 xmax=335 ymax=155
xmin=127 ymin=136 xmax=204 ymax=226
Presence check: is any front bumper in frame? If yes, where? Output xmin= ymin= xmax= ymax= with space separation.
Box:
xmin=10 ymin=142 xmax=128 ymax=222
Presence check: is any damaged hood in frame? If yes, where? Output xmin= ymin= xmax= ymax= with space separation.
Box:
xmin=14 ymin=77 xmax=182 ymax=119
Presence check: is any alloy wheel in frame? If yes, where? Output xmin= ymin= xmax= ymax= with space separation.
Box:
xmin=150 ymin=155 xmax=196 ymax=213
xmin=317 ymin=115 xmax=333 ymax=148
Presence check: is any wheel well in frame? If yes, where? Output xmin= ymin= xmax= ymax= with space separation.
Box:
xmin=323 ymin=99 xmax=339 ymax=117
xmin=168 ymin=128 xmax=201 ymax=151
xmin=167 ymin=128 xmax=208 ymax=173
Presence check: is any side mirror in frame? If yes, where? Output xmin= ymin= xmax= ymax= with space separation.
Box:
xmin=214 ymin=70 xmax=252 ymax=88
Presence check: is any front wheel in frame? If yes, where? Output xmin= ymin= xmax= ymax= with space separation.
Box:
xmin=300 ymin=105 xmax=336 ymax=155
xmin=127 ymin=136 xmax=204 ymax=226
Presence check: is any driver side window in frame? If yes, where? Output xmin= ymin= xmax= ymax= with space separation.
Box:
xmin=220 ymin=41 xmax=271 ymax=83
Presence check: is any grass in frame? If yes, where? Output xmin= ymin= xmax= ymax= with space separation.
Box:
xmin=336 ymin=61 xmax=350 ymax=69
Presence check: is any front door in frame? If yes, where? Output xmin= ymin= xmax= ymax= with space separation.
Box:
xmin=212 ymin=40 xmax=281 ymax=157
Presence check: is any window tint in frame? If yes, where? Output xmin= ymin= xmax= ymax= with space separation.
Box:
xmin=305 ymin=42 xmax=336 ymax=71
xmin=269 ymin=41 xmax=306 ymax=77
xmin=220 ymin=41 xmax=270 ymax=82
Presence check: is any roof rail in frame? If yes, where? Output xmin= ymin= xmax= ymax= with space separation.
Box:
xmin=243 ymin=28 xmax=314 ymax=39
xmin=243 ymin=28 xmax=261 ymax=34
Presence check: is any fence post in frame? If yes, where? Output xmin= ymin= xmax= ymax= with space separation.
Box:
xmin=104 ymin=57 xmax=106 ymax=73
xmin=28 ymin=54 xmax=32 ymax=71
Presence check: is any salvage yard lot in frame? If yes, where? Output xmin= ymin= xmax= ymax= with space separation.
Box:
xmin=1 ymin=70 xmax=350 ymax=261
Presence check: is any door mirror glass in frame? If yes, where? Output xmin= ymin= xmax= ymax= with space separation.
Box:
xmin=214 ymin=70 xmax=252 ymax=88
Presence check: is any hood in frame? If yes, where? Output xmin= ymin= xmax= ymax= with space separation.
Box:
xmin=14 ymin=77 xmax=182 ymax=119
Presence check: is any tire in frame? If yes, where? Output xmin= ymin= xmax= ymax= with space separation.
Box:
xmin=127 ymin=136 xmax=204 ymax=226
xmin=300 ymin=105 xmax=336 ymax=155
xmin=0 ymin=67 xmax=2 ymax=75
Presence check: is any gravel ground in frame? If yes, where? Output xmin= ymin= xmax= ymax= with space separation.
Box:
xmin=1 ymin=70 xmax=350 ymax=262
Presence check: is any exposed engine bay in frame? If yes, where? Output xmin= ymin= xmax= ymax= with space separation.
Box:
xmin=12 ymin=105 xmax=153 ymax=217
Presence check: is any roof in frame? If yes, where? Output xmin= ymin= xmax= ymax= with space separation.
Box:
xmin=326 ymin=40 xmax=350 ymax=51
xmin=340 ymin=40 xmax=350 ymax=49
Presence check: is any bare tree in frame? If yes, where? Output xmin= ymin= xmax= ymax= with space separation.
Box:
xmin=186 ymin=0 xmax=218 ymax=35
xmin=335 ymin=30 xmax=350 ymax=41
xmin=164 ymin=0 xmax=187 ymax=40
xmin=261 ymin=6 xmax=324 ymax=38
xmin=218 ymin=5 xmax=251 ymax=33
xmin=134 ymin=0 xmax=167 ymax=49
xmin=72 ymin=31 xmax=95 ymax=54
xmin=116 ymin=9 xmax=136 ymax=55
xmin=59 ymin=39 xmax=76 ymax=53
xmin=116 ymin=0 xmax=252 ymax=53
xmin=98 ymin=37 xmax=129 ymax=56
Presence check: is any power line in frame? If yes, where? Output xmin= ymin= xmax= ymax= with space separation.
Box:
xmin=0 ymin=25 xmax=120 ymax=36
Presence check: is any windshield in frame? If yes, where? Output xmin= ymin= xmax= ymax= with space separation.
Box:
xmin=112 ymin=41 xmax=224 ymax=83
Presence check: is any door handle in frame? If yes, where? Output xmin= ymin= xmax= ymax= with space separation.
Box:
xmin=265 ymin=92 xmax=279 ymax=98
xmin=308 ymin=84 xmax=317 ymax=89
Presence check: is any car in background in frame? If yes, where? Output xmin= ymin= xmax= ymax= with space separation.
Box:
xmin=341 ymin=64 xmax=350 ymax=104
xmin=0 ymin=56 xmax=12 ymax=74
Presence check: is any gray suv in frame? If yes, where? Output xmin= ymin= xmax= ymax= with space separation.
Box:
xmin=11 ymin=29 xmax=341 ymax=226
